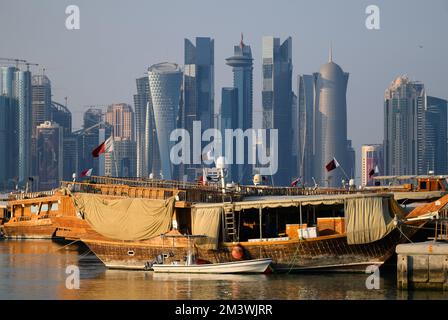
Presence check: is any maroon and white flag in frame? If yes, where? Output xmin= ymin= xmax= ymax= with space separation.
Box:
xmin=290 ymin=177 xmax=301 ymax=187
xmin=325 ymin=157 xmax=340 ymax=172
xmin=80 ymin=168 xmax=93 ymax=177
xmin=92 ymin=136 xmax=114 ymax=158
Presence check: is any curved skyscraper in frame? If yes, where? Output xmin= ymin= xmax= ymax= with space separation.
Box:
xmin=315 ymin=50 xmax=350 ymax=187
xmin=148 ymin=62 xmax=182 ymax=180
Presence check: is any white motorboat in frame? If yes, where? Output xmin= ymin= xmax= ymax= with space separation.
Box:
xmin=151 ymin=258 xmax=272 ymax=274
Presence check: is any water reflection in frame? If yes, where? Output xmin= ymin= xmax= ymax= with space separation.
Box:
xmin=0 ymin=240 xmax=447 ymax=300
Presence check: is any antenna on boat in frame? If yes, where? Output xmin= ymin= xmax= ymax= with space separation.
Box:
xmin=312 ymin=177 xmax=318 ymax=190
xmin=215 ymin=156 xmax=227 ymax=194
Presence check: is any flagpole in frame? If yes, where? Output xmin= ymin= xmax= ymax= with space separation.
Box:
xmin=338 ymin=164 xmax=349 ymax=181
xmin=334 ymin=157 xmax=349 ymax=181
xmin=113 ymin=139 xmax=118 ymax=177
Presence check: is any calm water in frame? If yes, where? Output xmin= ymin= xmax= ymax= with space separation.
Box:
xmin=0 ymin=239 xmax=447 ymax=300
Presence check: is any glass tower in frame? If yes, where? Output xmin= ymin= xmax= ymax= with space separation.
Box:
xmin=225 ymin=34 xmax=254 ymax=184
xmin=148 ymin=62 xmax=182 ymax=180
xmin=184 ymin=37 xmax=214 ymax=180
xmin=261 ymin=36 xmax=293 ymax=186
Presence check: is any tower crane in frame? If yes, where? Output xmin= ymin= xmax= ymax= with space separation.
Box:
xmin=25 ymin=62 xmax=39 ymax=71
xmin=0 ymin=57 xmax=26 ymax=68
xmin=0 ymin=58 xmax=39 ymax=70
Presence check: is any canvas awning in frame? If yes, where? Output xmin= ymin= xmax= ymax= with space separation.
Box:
xmin=192 ymin=193 xmax=396 ymax=211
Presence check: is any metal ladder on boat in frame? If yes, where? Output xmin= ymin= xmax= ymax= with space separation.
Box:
xmin=223 ymin=205 xmax=237 ymax=242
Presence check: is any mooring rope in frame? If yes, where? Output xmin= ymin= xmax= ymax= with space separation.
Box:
xmin=53 ymin=239 xmax=80 ymax=252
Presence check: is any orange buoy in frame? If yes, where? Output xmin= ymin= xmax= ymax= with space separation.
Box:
xmin=231 ymin=245 xmax=244 ymax=260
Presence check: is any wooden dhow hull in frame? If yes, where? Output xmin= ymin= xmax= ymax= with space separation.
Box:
xmin=82 ymin=222 xmax=424 ymax=272
xmin=2 ymin=218 xmax=59 ymax=239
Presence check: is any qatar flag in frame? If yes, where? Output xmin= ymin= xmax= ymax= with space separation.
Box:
xmin=80 ymin=168 xmax=93 ymax=177
xmin=92 ymin=136 xmax=114 ymax=157
xmin=325 ymin=158 xmax=340 ymax=172
xmin=291 ymin=177 xmax=301 ymax=187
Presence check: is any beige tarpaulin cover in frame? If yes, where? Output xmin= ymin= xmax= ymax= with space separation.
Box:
xmin=73 ymin=193 xmax=175 ymax=241
xmin=345 ymin=196 xmax=403 ymax=245
xmin=191 ymin=207 xmax=222 ymax=250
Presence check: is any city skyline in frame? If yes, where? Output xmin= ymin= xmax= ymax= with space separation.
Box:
xmin=1 ymin=1 xmax=448 ymax=185
xmin=2 ymin=1 xmax=447 ymax=181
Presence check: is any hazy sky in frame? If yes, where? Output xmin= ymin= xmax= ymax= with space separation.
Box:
xmin=1 ymin=0 xmax=448 ymax=179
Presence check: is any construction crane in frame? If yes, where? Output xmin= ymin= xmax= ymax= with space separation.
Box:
xmin=24 ymin=62 xmax=39 ymax=71
xmin=0 ymin=58 xmax=39 ymax=70
xmin=0 ymin=57 xmax=26 ymax=68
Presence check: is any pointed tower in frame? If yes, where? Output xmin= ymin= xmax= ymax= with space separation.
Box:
xmin=314 ymin=46 xmax=351 ymax=187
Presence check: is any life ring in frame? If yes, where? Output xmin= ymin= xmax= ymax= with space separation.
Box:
xmin=231 ymin=245 xmax=244 ymax=260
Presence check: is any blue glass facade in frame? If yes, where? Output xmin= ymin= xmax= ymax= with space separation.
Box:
xmin=225 ymin=36 xmax=254 ymax=184
xmin=148 ymin=63 xmax=182 ymax=180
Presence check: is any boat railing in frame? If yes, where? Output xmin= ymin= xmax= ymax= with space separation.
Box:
xmin=14 ymin=216 xmax=33 ymax=222
xmin=88 ymin=175 xmax=222 ymax=192
xmin=59 ymin=180 xmax=243 ymax=203
xmin=8 ymin=190 xmax=56 ymax=201
xmin=239 ymin=186 xmax=366 ymax=197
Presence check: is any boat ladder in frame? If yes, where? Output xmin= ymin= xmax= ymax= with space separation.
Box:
xmin=223 ymin=206 xmax=237 ymax=242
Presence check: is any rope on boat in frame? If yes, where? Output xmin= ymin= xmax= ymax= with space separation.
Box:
xmin=397 ymin=224 xmax=414 ymax=243
xmin=77 ymin=249 xmax=93 ymax=261
xmin=286 ymin=238 xmax=306 ymax=274
xmin=53 ymin=239 xmax=81 ymax=252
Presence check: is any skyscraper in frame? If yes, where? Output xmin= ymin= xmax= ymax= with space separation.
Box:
xmin=219 ymin=87 xmax=238 ymax=183
xmin=291 ymin=92 xmax=298 ymax=179
xmin=76 ymin=107 xmax=104 ymax=176
xmin=361 ymin=144 xmax=383 ymax=187
xmin=296 ymin=49 xmax=353 ymax=188
xmin=225 ymin=34 xmax=254 ymax=184
xmin=261 ymin=36 xmax=293 ymax=186
xmin=30 ymin=74 xmax=55 ymax=177
xmin=384 ymin=76 xmax=424 ymax=176
xmin=36 ymin=121 xmax=63 ymax=190
xmin=104 ymin=103 xmax=135 ymax=177
xmin=424 ymin=96 xmax=447 ymax=174
xmin=31 ymin=75 xmax=51 ymax=137
xmin=16 ymin=69 xmax=32 ymax=184
xmin=50 ymin=101 xmax=72 ymax=135
xmin=184 ymin=37 xmax=214 ymax=180
xmin=50 ymin=101 xmax=75 ymax=180
xmin=1 ymin=66 xmax=16 ymax=96
xmin=104 ymin=137 xmax=136 ymax=177
xmin=384 ymin=76 xmax=447 ymax=175
xmin=148 ymin=62 xmax=182 ymax=180
xmin=297 ymin=74 xmax=318 ymax=186
xmin=314 ymin=49 xmax=351 ymax=187
xmin=0 ymin=96 xmax=12 ymax=189
xmin=105 ymin=103 xmax=134 ymax=140
xmin=134 ymin=76 xmax=150 ymax=177
xmin=0 ymin=66 xmax=32 ymax=185
xmin=0 ymin=67 xmax=19 ymax=189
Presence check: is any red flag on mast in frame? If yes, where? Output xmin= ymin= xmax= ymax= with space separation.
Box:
xmin=325 ymin=158 xmax=340 ymax=172
xmin=92 ymin=136 xmax=114 ymax=158
xmin=80 ymin=168 xmax=93 ymax=177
